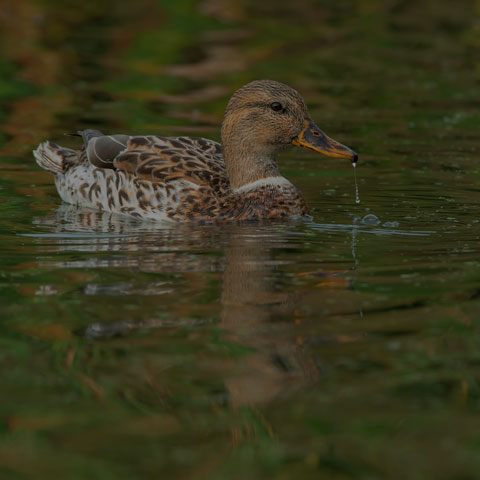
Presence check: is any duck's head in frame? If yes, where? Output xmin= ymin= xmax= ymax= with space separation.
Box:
xmin=221 ymin=79 xmax=357 ymax=189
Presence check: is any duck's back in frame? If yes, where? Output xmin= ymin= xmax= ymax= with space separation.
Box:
xmin=109 ymin=134 xmax=226 ymax=187
xmin=34 ymin=131 xmax=231 ymax=221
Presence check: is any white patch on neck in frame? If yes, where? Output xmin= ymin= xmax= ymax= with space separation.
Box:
xmin=233 ymin=176 xmax=293 ymax=193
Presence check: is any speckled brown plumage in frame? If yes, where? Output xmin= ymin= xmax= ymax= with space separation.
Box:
xmin=34 ymin=80 xmax=357 ymax=222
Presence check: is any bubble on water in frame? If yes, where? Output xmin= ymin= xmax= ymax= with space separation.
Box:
xmin=383 ymin=221 xmax=400 ymax=228
xmin=352 ymin=215 xmax=362 ymax=225
xmin=361 ymin=214 xmax=380 ymax=226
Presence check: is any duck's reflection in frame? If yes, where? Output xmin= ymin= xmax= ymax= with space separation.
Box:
xmin=219 ymin=233 xmax=311 ymax=406
xmin=32 ymin=205 xmax=352 ymax=406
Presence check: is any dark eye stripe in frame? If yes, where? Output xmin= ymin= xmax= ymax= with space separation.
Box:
xmin=242 ymin=101 xmax=286 ymax=112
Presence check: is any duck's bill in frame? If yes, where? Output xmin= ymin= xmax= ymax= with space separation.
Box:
xmin=292 ymin=119 xmax=358 ymax=163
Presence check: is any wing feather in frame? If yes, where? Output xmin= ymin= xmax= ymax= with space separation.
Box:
xmin=110 ymin=136 xmax=229 ymax=193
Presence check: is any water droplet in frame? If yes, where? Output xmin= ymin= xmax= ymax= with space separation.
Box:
xmin=352 ymin=163 xmax=360 ymax=204
xmin=361 ymin=214 xmax=380 ymax=226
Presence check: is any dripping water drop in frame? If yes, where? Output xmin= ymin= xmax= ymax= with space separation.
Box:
xmin=352 ymin=162 xmax=360 ymax=204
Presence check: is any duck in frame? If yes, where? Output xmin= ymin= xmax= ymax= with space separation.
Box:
xmin=34 ymin=80 xmax=357 ymax=222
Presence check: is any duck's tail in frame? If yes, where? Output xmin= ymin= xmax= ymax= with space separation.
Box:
xmin=33 ymin=141 xmax=79 ymax=175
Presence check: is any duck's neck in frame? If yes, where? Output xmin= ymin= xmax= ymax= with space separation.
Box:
xmin=222 ymin=143 xmax=281 ymax=190
xmin=221 ymin=108 xmax=284 ymax=189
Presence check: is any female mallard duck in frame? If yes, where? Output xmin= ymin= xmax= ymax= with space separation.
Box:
xmin=34 ymin=80 xmax=357 ymax=222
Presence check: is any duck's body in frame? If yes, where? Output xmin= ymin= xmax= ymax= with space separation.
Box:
xmin=36 ymin=132 xmax=306 ymax=221
xmin=34 ymin=80 xmax=356 ymax=222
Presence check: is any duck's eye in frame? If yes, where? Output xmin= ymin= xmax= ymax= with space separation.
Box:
xmin=270 ymin=102 xmax=283 ymax=112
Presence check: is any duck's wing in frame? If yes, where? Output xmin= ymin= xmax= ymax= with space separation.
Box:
xmin=84 ymin=133 xmax=229 ymax=192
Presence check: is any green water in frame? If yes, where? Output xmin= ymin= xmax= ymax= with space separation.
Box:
xmin=1 ymin=0 xmax=480 ymax=478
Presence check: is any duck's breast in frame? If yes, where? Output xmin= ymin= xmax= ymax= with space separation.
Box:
xmin=219 ymin=177 xmax=308 ymax=221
